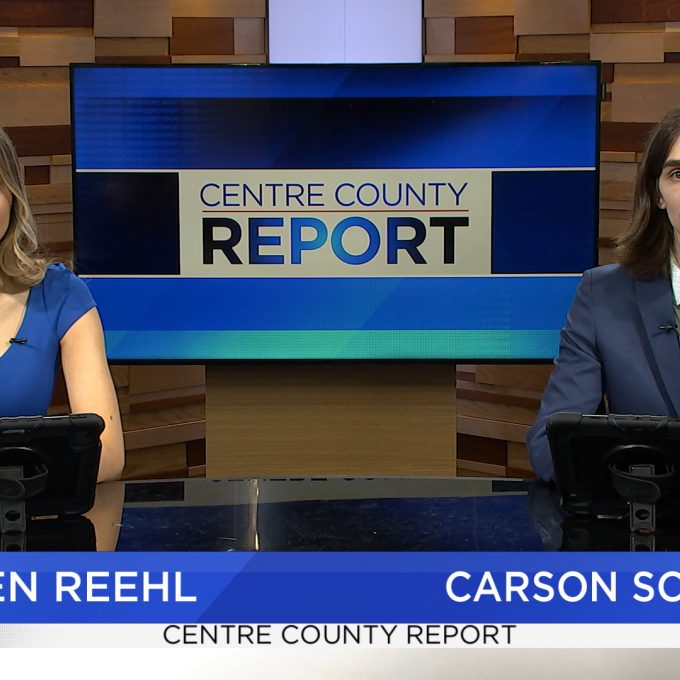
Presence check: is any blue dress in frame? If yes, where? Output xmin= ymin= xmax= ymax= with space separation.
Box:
xmin=0 ymin=263 xmax=96 ymax=417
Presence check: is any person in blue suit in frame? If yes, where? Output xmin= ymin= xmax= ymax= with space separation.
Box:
xmin=0 ymin=126 xmax=124 ymax=482
xmin=527 ymin=106 xmax=680 ymax=482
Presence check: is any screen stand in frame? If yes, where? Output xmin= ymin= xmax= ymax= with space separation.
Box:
xmin=205 ymin=363 xmax=457 ymax=478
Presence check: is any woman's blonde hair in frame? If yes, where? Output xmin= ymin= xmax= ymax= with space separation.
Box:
xmin=0 ymin=126 xmax=47 ymax=287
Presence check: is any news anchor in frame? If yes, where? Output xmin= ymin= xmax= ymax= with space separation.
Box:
xmin=0 ymin=126 xmax=124 ymax=482
xmin=527 ymin=106 xmax=680 ymax=482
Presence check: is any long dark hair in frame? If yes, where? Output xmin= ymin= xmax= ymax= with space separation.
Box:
xmin=616 ymin=107 xmax=680 ymax=280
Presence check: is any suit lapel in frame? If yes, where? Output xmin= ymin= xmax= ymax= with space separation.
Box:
xmin=636 ymin=276 xmax=680 ymax=417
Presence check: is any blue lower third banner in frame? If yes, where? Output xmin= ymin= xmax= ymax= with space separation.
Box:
xmin=3 ymin=553 xmax=680 ymax=632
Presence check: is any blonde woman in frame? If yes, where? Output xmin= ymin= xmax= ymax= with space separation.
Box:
xmin=0 ymin=127 xmax=124 ymax=482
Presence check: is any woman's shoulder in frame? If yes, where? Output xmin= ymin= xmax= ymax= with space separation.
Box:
xmin=38 ymin=264 xmax=96 ymax=338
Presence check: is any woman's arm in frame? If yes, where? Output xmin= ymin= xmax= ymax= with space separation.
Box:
xmin=60 ymin=307 xmax=125 ymax=482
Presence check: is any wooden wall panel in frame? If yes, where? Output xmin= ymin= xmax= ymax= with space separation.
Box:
xmin=19 ymin=36 xmax=95 ymax=66
xmin=95 ymin=37 xmax=169 ymax=56
xmin=0 ymin=1 xmax=94 ymax=28
xmin=4 ymin=125 xmax=71 ymax=156
xmin=611 ymin=82 xmax=680 ymax=122
xmin=206 ymin=364 xmax=457 ymax=479
xmin=94 ymin=0 xmax=172 ymax=37
xmin=591 ymin=32 xmax=664 ymax=63
xmin=0 ymin=86 xmax=70 ymax=127
xmin=172 ymin=0 xmax=266 ymax=18
xmin=455 ymin=16 xmax=515 ymax=54
xmin=424 ymin=0 xmax=515 ymax=18
xmin=514 ymin=0 xmax=589 ymax=35
xmin=233 ymin=17 xmax=265 ymax=55
xmin=426 ymin=18 xmax=456 ymax=54
xmin=170 ymin=17 xmax=234 ymax=55
xmin=591 ymin=0 xmax=680 ymax=25
xmin=517 ymin=34 xmax=589 ymax=53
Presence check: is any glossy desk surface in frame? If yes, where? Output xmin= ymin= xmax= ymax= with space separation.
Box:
xmin=117 ymin=476 xmax=545 ymax=552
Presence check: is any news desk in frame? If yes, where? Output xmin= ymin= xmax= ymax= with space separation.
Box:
xmin=18 ymin=476 xmax=677 ymax=552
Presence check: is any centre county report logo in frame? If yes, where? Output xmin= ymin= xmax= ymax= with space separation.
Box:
xmin=179 ymin=169 xmax=490 ymax=278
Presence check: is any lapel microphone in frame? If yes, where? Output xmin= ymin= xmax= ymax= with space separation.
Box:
xmin=659 ymin=324 xmax=678 ymax=331
xmin=9 ymin=338 xmax=27 ymax=344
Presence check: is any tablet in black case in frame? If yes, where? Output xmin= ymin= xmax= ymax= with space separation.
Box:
xmin=0 ymin=413 xmax=103 ymax=517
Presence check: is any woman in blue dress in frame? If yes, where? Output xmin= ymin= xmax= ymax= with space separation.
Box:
xmin=0 ymin=126 xmax=124 ymax=482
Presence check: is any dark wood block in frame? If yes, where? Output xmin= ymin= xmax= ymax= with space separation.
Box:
xmin=0 ymin=0 xmax=93 ymax=27
xmin=170 ymin=17 xmax=234 ymax=56
xmin=24 ymin=165 xmax=50 ymax=185
xmin=0 ymin=57 xmax=20 ymax=67
xmin=600 ymin=121 xmax=656 ymax=152
xmin=5 ymin=125 xmax=71 ymax=157
xmin=591 ymin=0 xmax=680 ymax=23
xmin=455 ymin=16 xmax=515 ymax=55
xmin=186 ymin=439 xmax=206 ymax=468
xmin=95 ymin=55 xmax=172 ymax=64
xmin=601 ymin=63 xmax=614 ymax=83
xmin=457 ymin=433 xmax=507 ymax=466
xmin=516 ymin=53 xmax=589 ymax=62
xmin=665 ymin=52 xmax=680 ymax=63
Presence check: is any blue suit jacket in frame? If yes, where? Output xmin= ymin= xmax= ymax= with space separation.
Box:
xmin=526 ymin=263 xmax=680 ymax=481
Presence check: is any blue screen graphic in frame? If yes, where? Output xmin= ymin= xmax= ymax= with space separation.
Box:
xmin=71 ymin=63 xmax=600 ymax=360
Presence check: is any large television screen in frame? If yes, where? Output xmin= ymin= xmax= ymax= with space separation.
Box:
xmin=70 ymin=63 xmax=599 ymax=361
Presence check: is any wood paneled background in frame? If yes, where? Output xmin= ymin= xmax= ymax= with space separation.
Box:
xmin=0 ymin=0 xmax=674 ymax=479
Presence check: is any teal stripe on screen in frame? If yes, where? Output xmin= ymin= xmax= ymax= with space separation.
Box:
xmin=104 ymin=330 xmax=561 ymax=360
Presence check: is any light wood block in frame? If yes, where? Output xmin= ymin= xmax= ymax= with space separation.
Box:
xmin=18 ymin=155 xmax=51 ymax=167
xmin=600 ymin=161 xmax=637 ymax=181
xmin=612 ymin=82 xmax=680 ymax=122
xmin=615 ymin=63 xmax=680 ymax=82
xmin=0 ymin=37 xmax=20 ymax=56
xmin=0 ymin=29 xmax=19 ymax=38
xmin=600 ymin=218 xmax=629 ymax=239
xmin=601 ymin=150 xmax=638 ymax=162
xmin=206 ymin=363 xmax=457 ymax=479
xmin=457 ymin=415 xmax=528 ymax=443
xmin=514 ymin=0 xmax=589 ymax=35
xmin=19 ymin=36 xmax=94 ymax=66
xmin=476 ymin=364 xmax=554 ymax=391
xmin=110 ymin=365 xmax=130 ymax=388
xmin=590 ymin=32 xmax=664 ymax=63
xmin=664 ymin=31 xmax=680 ymax=52
xmin=36 ymin=219 xmax=72 ymax=245
xmin=601 ymin=101 xmax=612 ymax=122
xmin=591 ymin=23 xmax=666 ymax=33
xmin=234 ymin=17 xmax=264 ymax=55
xmin=18 ymin=28 xmax=93 ymax=37
xmin=171 ymin=54 xmax=265 ymax=63
xmin=0 ymin=66 xmax=68 ymax=87
xmin=121 ymin=442 xmax=187 ymax=480
xmin=518 ymin=34 xmax=589 ymax=53
xmin=95 ymin=37 xmax=169 ymax=56
xmin=94 ymin=0 xmax=172 ymax=37
xmin=424 ymin=0 xmax=514 ymax=18
xmin=426 ymin=18 xmax=455 ymax=55
xmin=456 ymin=459 xmax=506 ymax=476
xmin=457 ymin=399 xmax=538 ymax=427
xmin=26 ymin=183 xmax=72 ymax=205
xmin=171 ymin=0 xmax=266 ymax=17
xmin=32 ymin=202 xmax=72 ymax=214
xmin=600 ymin=180 xmax=634 ymax=201
xmin=129 ymin=365 xmax=205 ymax=395
xmin=51 ymin=153 xmax=72 ymax=165
xmin=425 ymin=53 xmax=516 ymax=62
xmin=123 ymin=404 xmax=205 ymax=450
xmin=0 ymin=86 xmax=69 ymax=127
xmin=50 ymin=165 xmax=71 ymax=183
xmin=600 ymin=199 xmax=634 ymax=211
